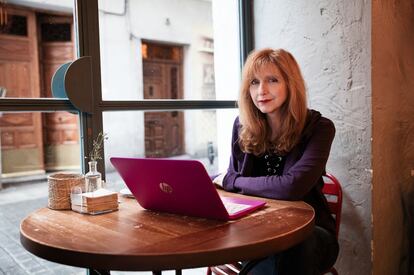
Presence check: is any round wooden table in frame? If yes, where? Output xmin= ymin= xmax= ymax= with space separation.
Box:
xmin=20 ymin=190 xmax=314 ymax=273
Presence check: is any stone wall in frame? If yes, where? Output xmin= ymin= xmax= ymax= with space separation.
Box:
xmin=254 ymin=1 xmax=372 ymax=274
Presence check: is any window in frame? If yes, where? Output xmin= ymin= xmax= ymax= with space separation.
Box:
xmin=0 ymin=2 xmax=79 ymax=179
xmin=0 ymin=0 xmax=248 ymax=186
xmin=0 ymin=14 xmax=28 ymax=36
xmin=96 ymin=0 xmax=241 ymax=180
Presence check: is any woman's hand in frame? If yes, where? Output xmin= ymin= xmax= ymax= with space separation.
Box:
xmin=212 ymin=173 xmax=226 ymax=189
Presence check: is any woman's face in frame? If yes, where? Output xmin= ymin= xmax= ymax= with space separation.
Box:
xmin=249 ymin=63 xmax=288 ymax=118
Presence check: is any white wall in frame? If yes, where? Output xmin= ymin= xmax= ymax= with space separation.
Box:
xmin=254 ymin=1 xmax=372 ymax=274
xmin=212 ymin=0 xmax=240 ymax=172
xmin=99 ymin=0 xmax=144 ymax=164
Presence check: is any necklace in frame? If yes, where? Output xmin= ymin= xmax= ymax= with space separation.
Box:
xmin=264 ymin=153 xmax=284 ymax=175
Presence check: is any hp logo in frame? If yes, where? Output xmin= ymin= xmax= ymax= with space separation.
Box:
xmin=159 ymin=182 xmax=173 ymax=194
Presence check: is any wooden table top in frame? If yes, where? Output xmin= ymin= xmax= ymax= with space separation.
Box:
xmin=20 ymin=190 xmax=315 ymax=271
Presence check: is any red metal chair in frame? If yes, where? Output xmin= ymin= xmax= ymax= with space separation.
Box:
xmin=207 ymin=173 xmax=342 ymax=275
xmin=321 ymin=173 xmax=342 ymax=275
xmin=207 ymin=263 xmax=242 ymax=275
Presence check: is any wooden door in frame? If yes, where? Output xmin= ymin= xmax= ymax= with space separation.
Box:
xmin=142 ymin=43 xmax=184 ymax=157
xmin=0 ymin=7 xmax=44 ymax=176
xmin=38 ymin=14 xmax=79 ymax=170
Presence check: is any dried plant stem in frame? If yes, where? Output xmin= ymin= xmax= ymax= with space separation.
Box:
xmin=89 ymin=132 xmax=108 ymax=161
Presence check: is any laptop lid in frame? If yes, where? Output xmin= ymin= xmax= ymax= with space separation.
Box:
xmin=110 ymin=157 xmax=266 ymax=220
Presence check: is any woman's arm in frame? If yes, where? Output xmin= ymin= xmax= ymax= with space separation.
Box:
xmin=226 ymin=118 xmax=335 ymax=200
xmin=222 ymin=117 xmax=244 ymax=192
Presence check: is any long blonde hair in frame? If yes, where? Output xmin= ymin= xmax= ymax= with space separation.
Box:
xmin=238 ymin=48 xmax=308 ymax=155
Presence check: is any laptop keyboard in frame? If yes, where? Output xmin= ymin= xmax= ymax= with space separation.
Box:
xmin=223 ymin=201 xmax=251 ymax=214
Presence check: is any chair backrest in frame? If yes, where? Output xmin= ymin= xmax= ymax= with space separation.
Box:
xmin=322 ymin=173 xmax=343 ymax=238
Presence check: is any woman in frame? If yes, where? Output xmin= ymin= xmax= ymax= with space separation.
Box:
xmin=215 ymin=48 xmax=339 ymax=274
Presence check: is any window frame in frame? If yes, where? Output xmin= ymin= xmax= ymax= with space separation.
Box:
xmin=239 ymin=0 xmax=254 ymax=67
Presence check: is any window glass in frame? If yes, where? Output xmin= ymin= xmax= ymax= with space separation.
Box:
xmin=0 ymin=14 xmax=28 ymax=36
xmin=103 ymin=109 xmax=238 ymax=191
xmin=98 ymin=0 xmax=240 ymax=100
xmin=0 ymin=111 xmax=81 ymax=178
xmin=0 ymin=3 xmax=74 ymax=99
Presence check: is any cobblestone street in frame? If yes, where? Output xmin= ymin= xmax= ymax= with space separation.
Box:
xmin=0 ymin=192 xmax=84 ymax=275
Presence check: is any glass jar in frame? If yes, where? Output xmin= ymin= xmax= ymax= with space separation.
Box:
xmin=85 ymin=161 xmax=102 ymax=193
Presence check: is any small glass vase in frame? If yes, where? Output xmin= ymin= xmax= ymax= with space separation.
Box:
xmin=85 ymin=161 xmax=102 ymax=193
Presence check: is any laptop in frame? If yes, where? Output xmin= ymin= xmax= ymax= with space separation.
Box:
xmin=110 ymin=157 xmax=266 ymax=220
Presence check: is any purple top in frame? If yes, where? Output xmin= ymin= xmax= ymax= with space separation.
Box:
xmin=223 ymin=109 xmax=336 ymax=235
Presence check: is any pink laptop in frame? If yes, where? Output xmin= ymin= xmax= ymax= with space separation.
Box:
xmin=110 ymin=157 xmax=266 ymax=220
